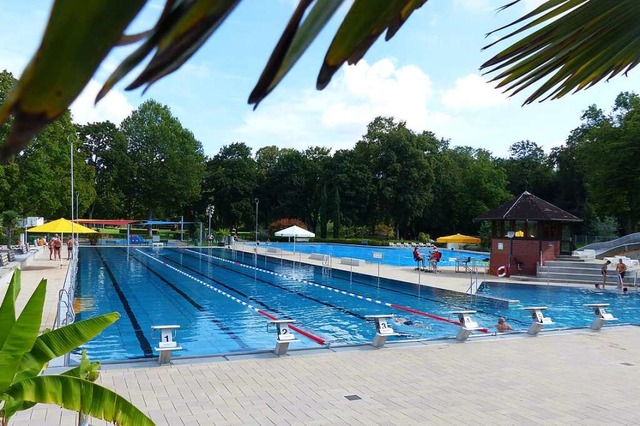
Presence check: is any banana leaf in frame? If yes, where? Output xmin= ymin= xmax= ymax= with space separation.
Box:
xmin=14 ymin=313 xmax=119 ymax=383
xmin=0 ymin=270 xmax=22 ymax=348
xmin=0 ymin=281 xmax=46 ymax=391
xmin=5 ymin=375 xmax=154 ymax=425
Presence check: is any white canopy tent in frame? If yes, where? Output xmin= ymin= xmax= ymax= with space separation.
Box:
xmin=274 ymin=225 xmax=315 ymax=253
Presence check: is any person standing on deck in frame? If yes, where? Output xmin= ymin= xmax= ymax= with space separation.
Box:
xmin=599 ymin=260 xmax=611 ymax=289
xmin=616 ymin=259 xmax=627 ymax=290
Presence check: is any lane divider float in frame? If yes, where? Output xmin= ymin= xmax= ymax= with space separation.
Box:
xmin=185 ymin=249 xmax=488 ymax=333
xmin=134 ymin=249 xmax=326 ymax=345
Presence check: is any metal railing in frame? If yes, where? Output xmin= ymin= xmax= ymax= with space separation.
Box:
xmin=466 ymin=260 xmax=486 ymax=295
xmin=54 ymin=246 xmax=78 ymax=329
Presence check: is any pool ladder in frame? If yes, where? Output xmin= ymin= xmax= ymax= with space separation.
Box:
xmin=322 ymin=254 xmax=332 ymax=277
xmin=466 ymin=261 xmax=484 ymax=295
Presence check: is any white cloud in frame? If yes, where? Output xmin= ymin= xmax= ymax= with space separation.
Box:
xmin=441 ymin=74 xmax=509 ymax=110
xmin=454 ymin=0 xmax=494 ymax=12
xmin=70 ymin=80 xmax=135 ymax=125
xmin=233 ymin=58 xmax=451 ymax=152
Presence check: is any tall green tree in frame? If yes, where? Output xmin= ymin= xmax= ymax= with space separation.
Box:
xmin=332 ymin=187 xmax=341 ymax=239
xmin=358 ymin=117 xmax=436 ymax=238
xmin=497 ymin=140 xmax=555 ymax=199
xmin=6 ymin=112 xmax=94 ymax=218
xmin=204 ymin=142 xmax=258 ymax=229
xmin=1 ymin=210 xmax=19 ymax=247
xmin=570 ymin=93 xmax=640 ymax=233
xmin=319 ymin=184 xmax=328 ymax=239
xmin=120 ymin=100 xmax=205 ymax=220
xmin=78 ymin=121 xmax=130 ymax=218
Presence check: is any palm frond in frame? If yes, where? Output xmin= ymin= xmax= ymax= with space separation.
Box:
xmin=99 ymin=0 xmax=239 ymax=101
xmin=318 ymin=0 xmax=428 ymax=89
xmin=481 ymin=0 xmax=640 ymax=104
xmin=0 ymin=1 xmax=146 ymax=159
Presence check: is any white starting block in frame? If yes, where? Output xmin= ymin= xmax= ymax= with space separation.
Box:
xmin=365 ymin=314 xmax=399 ymax=347
xmin=584 ymin=303 xmax=617 ymax=331
xmin=268 ymin=319 xmax=299 ymax=355
xmin=152 ymin=325 xmax=182 ymax=364
xmin=523 ymin=307 xmax=554 ymax=336
xmin=452 ymin=310 xmax=482 ymax=342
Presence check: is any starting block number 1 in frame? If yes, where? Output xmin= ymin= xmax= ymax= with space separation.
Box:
xmin=159 ymin=329 xmax=176 ymax=348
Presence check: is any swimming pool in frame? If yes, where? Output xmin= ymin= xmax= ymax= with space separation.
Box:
xmin=477 ymin=282 xmax=640 ymax=327
xmin=254 ymin=242 xmax=488 ymax=267
xmin=74 ymin=247 xmax=638 ymax=363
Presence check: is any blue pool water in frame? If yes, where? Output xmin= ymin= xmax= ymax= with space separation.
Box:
xmin=257 ymin=242 xmax=487 ymax=267
xmin=74 ymin=247 xmax=639 ymax=363
xmin=477 ymin=282 xmax=640 ymax=327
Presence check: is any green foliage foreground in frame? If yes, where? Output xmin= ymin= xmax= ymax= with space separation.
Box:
xmin=0 ymin=270 xmax=154 ymax=425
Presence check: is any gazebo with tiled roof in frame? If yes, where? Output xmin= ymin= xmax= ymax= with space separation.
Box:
xmin=474 ymin=191 xmax=582 ymax=276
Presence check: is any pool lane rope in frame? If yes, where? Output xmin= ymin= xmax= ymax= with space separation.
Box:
xmin=185 ymin=249 xmax=488 ymax=333
xmin=134 ymin=249 xmax=326 ymax=345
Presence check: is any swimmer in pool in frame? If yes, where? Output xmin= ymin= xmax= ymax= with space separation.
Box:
xmin=496 ymin=317 xmax=513 ymax=332
xmin=393 ymin=317 xmax=428 ymax=328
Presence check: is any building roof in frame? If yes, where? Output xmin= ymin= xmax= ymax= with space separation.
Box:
xmin=75 ymin=219 xmax=139 ymax=227
xmin=474 ymin=191 xmax=582 ymax=222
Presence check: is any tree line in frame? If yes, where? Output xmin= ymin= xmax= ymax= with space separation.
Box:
xmin=1 ymin=70 xmax=637 ymax=240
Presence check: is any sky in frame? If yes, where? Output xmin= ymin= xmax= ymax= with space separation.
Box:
xmin=2 ymin=0 xmax=639 ymax=159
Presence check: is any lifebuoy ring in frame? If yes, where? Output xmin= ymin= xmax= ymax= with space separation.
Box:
xmin=497 ymin=265 xmax=508 ymax=277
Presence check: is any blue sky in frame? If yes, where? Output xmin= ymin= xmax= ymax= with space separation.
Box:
xmin=2 ymin=0 xmax=639 ymax=158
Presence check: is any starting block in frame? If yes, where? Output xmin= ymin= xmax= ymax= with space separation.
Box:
xmin=452 ymin=310 xmax=482 ymax=342
xmin=584 ymin=303 xmax=617 ymax=331
xmin=268 ymin=319 xmax=299 ymax=355
xmin=152 ymin=325 xmax=182 ymax=364
xmin=523 ymin=307 xmax=554 ymax=336
xmin=365 ymin=314 xmax=399 ymax=347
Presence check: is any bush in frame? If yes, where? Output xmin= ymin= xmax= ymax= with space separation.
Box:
xmin=374 ymin=224 xmax=394 ymax=239
xmin=268 ymin=218 xmax=307 ymax=235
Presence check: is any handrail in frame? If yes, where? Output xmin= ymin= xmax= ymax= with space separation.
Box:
xmin=54 ymin=247 xmax=78 ymax=329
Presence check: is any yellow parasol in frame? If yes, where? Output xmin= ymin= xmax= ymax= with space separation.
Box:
xmin=27 ymin=218 xmax=97 ymax=234
xmin=435 ymin=233 xmax=481 ymax=244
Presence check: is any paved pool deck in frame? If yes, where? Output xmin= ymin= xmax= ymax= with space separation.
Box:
xmin=5 ymin=245 xmax=640 ymax=425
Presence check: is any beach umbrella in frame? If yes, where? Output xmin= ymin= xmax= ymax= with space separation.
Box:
xmin=27 ymin=218 xmax=97 ymax=238
xmin=435 ymin=233 xmax=481 ymax=244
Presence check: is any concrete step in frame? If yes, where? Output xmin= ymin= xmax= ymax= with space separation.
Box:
xmin=536 ymin=271 xmax=636 ymax=285
xmin=541 ymin=265 xmax=612 ymax=274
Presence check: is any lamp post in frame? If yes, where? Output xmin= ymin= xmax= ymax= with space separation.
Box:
xmin=206 ymin=204 xmax=214 ymax=246
xmin=507 ymin=230 xmax=515 ymax=276
xmin=67 ymin=135 xmax=76 ymax=240
xmin=254 ymin=198 xmax=259 ymax=244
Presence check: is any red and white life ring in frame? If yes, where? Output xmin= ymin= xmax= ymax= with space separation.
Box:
xmin=497 ymin=265 xmax=508 ymax=277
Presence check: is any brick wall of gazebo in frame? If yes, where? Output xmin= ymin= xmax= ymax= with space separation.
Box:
xmin=490 ymin=238 xmax=560 ymax=276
